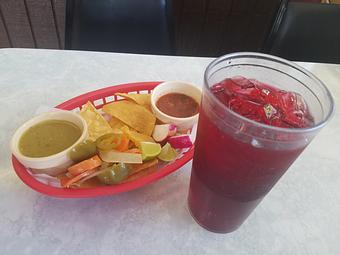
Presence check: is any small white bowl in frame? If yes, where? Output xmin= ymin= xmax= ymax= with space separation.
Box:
xmin=151 ymin=81 xmax=202 ymax=131
xmin=10 ymin=110 xmax=88 ymax=176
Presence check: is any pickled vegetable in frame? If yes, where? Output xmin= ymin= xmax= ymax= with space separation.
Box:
xmin=68 ymin=155 xmax=102 ymax=176
xmin=96 ymin=163 xmax=129 ymax=185
xmin=61 ymin=168 xmax=98 ymax=188
xmin=96 ymin=133 xmax=122 ymax=151
xmin=99 ymin=150 xmax=143 ymax=164
xmin=115 ymin=133 xmax=129 ymax=152
xmin=60 ymin=168 xmax=97 ymax=188
xmin=69 ymin=140 xmax=97 ymax=163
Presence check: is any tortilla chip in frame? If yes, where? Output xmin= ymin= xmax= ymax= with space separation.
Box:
xmin=79 ymin=101 xmax=113 ymax=141
xmin=116 ymin=93 xmax=152 ymax=112
xmin=116 ymin=93 xmax=151 ymax=106
xmin=121 ymin=126 xmax=154 ymax=148
xmin=103 ymin=100 xmax=155 ymax=136
xmin=109 ymin=116 xmax=127 ymax=130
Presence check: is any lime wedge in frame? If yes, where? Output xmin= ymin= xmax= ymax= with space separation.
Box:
xmin=158 ymin=143 xmax=177 ymax=162
xmin=140 ymin=142 xmax=161 ymax=161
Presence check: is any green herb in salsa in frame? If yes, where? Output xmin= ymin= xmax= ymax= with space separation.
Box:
xmin=19 ymin=120 xmax=81 ymax=158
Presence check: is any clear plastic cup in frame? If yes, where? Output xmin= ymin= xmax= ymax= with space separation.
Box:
xmin=188 ymin=52 xmax=335 ymax=233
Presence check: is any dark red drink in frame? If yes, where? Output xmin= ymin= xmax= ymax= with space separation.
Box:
xmin=188 ymin=76 xmax=314 ymax=233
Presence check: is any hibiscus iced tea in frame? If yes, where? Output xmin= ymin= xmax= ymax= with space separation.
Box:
xmin=188 ymin=53 xmax=334 ymax=233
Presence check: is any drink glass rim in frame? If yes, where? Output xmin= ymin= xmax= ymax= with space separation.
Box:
xmin=203 ymin=52 xmax=335 ymax=134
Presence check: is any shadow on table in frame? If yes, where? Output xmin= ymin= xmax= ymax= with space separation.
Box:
xmin=28 ymin=169 xmax=195 ymax=232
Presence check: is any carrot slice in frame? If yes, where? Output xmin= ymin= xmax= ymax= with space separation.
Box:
xmin=59 ymin=176 xmax=70 ymax=187
xmin=115 ymin=133 xmax=129 ymax=152
xmin=61 ymin=168 xmax=98 ymax=188
xmin=68 ymin=155 xmax=102 ymax=176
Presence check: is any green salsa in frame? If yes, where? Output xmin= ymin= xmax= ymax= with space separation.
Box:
xmin=19 ymin=120 xmax=82 ymax=158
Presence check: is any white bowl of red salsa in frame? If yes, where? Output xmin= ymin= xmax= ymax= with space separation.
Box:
xmin=151 ymin=81 xmax=201 ymax=131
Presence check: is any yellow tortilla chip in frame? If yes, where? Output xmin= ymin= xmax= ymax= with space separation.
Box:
xmin=109 ymin=116 xmax=127 ymax=130
xmin=116 ymin=93 xmax=151 ymax=106
xmin=79 ymin=101 xmax=113 ymax=141
xmin=121 ymin=126 xmax=155 ymax=148
xmin=103 ymin=100 xmax=155 ymax=136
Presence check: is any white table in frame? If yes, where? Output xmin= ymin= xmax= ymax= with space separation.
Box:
xmin=0 ymin=49 xmax=339 ymax=255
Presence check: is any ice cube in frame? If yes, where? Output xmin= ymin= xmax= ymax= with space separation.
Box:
xmin=262 ymin=89 xmax=270 ymax=96
xmin=211 ymin=77 xmax=314 ymax=128
xmin=211 ymin=83 xmax=230 ymax=105
xmin=263 ymin=104 xmax=277 ymax=119
xmin=231 ymin=76 xmax=255 ymax=88
xmin=295 ymin=93 xmax=308 ymax=112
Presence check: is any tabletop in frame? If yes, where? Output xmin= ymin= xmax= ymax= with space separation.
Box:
xmin=0 ymin=48 xmax=339 ymax=255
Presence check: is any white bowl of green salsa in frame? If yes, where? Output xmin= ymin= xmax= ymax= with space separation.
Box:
xmin=11 ymin=110 xmax=88 ymax=176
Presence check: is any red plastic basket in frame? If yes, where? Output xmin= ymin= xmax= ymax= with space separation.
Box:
xmin=11 ymin=82 xmax=194 ymax=198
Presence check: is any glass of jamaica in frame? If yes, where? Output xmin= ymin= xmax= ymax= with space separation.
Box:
xmin=188 ymin=52 xmax=334 ymax=233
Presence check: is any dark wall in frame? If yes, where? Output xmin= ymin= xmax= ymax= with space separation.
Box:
xmin=173 ymin=0 xmax=282 ymax=56
xmin=0 ymin=0 xmax=281 ymax=57
xmin=0 ymin=0 xmax=65 ymax=49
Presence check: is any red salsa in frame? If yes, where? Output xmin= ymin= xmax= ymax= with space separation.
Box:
xmin=156 ymin=93 xmax=199 ymax=118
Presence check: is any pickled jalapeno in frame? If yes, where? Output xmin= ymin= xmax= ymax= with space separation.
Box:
xmin=96 ymin=162 xmax=129 ymax=184
xmin=69 ymin=140 xmax=97 ymax=163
